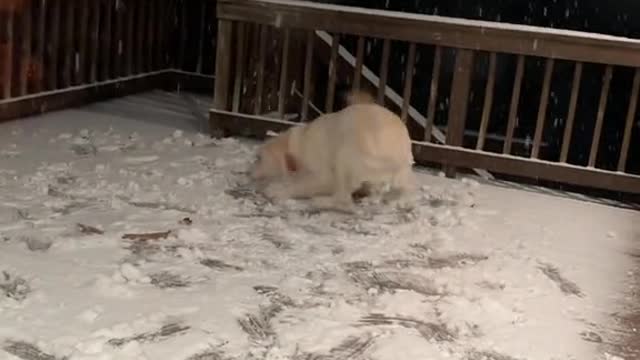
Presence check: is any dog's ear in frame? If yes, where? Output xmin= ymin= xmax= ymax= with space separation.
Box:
xmin=284 ymin=153 xmax=299 ymax=173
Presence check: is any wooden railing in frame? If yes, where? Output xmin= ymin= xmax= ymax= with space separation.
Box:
xmin=210 ymin=0 xmax=640 ymax=195
xmin=0 ymin=0 xmax=217 ymax=122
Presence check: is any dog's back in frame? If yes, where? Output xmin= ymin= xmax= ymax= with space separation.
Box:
xmin=294 ymin=94 xmax=413 ymax=178
xmin=340 ymin=90 xmax=410 ymax=164
xmin=336 ymin=103 xmax=413 ymax=167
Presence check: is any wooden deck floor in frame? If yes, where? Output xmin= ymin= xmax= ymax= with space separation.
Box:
xmin=0 ymin=91 xmax=637 ymax=359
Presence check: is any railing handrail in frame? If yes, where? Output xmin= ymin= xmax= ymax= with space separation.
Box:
xmin=218 ymin=0 xmax=640 ymax=67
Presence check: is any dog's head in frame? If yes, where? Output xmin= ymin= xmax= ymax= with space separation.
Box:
xmin=250 ymin=129 xmax=299 ymax=180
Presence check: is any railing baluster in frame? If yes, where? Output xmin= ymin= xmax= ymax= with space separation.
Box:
xmin=100 ymin=0 xmax=113 ymax=80
xmin=352 ymin=36 xmax=365 ymax=90
xmin=167 ymin=0 xmax=175 ymax=68
xmin=163 ymin=0 xmax=171 ymax=68
xmin=212 ymin=19 xmax=233 ymax=112
xmin=400 ymin=42 xmax=416 ymax=123
xmin=33 ymin=0 xmax=46 ymax=93
xmin=0 ymin=5 xmax=14 ymax=98
xmin=503 ymin=54 xmax=525 ymax=154
xmin=618 ymin=68 xmax=640 ymax=173
xmin=47 ymin=0 xmax=60 ymax=89
xmin=62 ymin=0 xmax=75 ymax=87
xmin=559 ymin=62 xmax=583 ymax=163
xmin=232 ymin=22 xmax=246 ymax=113
xmin=325 ymin=33 xmax=340 ymax=113
xmin=177 ymin=0 xmax=186 ymax=70
xmin=445 ymin=49 xmax=474 ymax=177
xmin=254 ymin=25 xmax=268 ymax=115
xmin=424 ymin=46 xmax=442 ymax=142
xmin=376 ymin=38 xmax=390 ymax=105
xmin=588 ymin=65 xmax=613 ymax=167
xmin=114 ymin=0 xmax=123 ymax=76
xmin=88 ymin=0 xmax=100 ymax=83
xmin=196 ymin=0 xmax=207 ymax=73
xmin=146 ymin=0 xmax=155 ymax=72
xmin=124 ymin=0 xmax=134 ymax=75
xmin=277 ymin=28 xmax=291 ymax=117
xmin=476 ymin=52 xmax=497 ymax=150
xmin=18 ymin=0 xmax=33 ymax=96
xmin=135 ymin=0 xmax=145 ymax=74
xmin=301 ymin=30 xmax=314 ymax=121
xmin=76 ymin=0 xmax=89 ymax=85
xmin=154 ymin=0 xmax=164 ymax=69
xmin=166 ymin=0 xmax=177 ymax=68
xmin=531 ymin=58 xmax=555 ymax=159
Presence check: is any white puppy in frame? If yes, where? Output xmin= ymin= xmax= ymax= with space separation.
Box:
xmin=250 ymin=90 xmax=415 ymax=211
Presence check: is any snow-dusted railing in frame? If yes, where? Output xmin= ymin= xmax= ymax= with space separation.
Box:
xmin=210 ymin=0 xmax=640 ymax=194
xmin=0 ymin=0 xmax=217 ymax=122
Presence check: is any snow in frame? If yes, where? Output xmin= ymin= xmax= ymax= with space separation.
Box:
xmin=0 ymin=91 xmax=638 ymax=360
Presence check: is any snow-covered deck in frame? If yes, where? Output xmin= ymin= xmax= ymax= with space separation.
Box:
xmin=0 ymin=92 xmax=638 ymax=360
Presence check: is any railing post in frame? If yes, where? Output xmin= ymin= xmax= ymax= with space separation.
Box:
xmin=0 ymin=2 xmax=14 ymax=99
xmin=211 ymin=19 xmax=234 ymax=137
xmin=445 ymin=48 xmax=474 ymax=178
xmin=18 ymin=0 xmax=32 ymax=96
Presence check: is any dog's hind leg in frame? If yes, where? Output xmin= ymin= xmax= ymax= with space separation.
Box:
xmin=311 ymin=156 xmax=358 ymax=213
xmin=383 ymin=166 xmax=417 ymax=204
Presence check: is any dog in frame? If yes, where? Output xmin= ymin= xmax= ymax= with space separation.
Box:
xmin=250 ymin=90 xmax=415 ymax=212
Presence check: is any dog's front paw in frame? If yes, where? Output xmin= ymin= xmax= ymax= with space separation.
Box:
xmin=263 ymin=182 xmax=290 ymax=201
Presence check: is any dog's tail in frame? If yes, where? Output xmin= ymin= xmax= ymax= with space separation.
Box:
xmin=345 ymin=89 xmax=376 ymax=106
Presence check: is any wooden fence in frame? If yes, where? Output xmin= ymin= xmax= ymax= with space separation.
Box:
xmin=0 ymin=0 xmax=217 ymax=122
xmin=210 ymin=0 xmax=640 ymax=195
